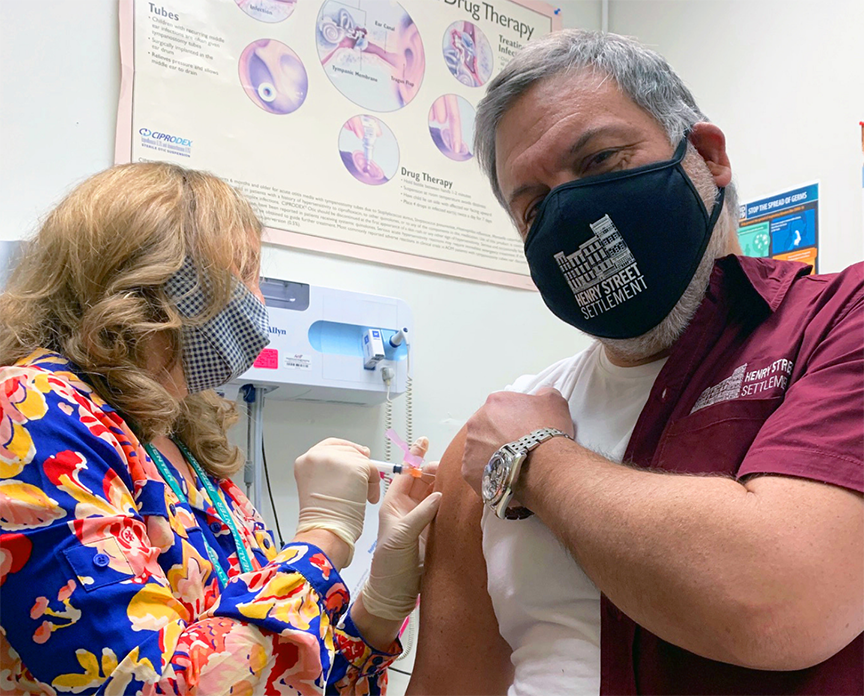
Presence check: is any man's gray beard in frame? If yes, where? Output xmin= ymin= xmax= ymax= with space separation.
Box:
xmin=600 ymin=148 xmax=732 ymax=364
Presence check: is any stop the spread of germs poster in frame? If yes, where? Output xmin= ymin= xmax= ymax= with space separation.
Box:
xmin=116 ymin=0 xmax=563 ymax=288
xmin=737 ymin=182 xmax=820 ymax=273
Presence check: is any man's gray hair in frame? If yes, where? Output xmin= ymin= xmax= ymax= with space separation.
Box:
xmin=475 ymin=29 xmax=738 ymax=216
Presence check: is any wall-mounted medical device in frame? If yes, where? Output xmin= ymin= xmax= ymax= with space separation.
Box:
xmin=225 ymin=278 xmax=413 ymax=510
xmin=223 ymin=277 xmax=412 ymax=405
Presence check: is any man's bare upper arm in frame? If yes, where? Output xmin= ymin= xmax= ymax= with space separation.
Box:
xmin=407 ymin=426 xmax=513 ymax=695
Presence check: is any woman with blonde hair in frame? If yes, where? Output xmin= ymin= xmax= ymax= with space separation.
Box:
xmin=0 ymin=163 xmax=440 ymax=694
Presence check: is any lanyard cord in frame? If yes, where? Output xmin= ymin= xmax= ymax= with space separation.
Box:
xmin=171 ymin=438 xmax=254 ymax=575
xmin=144 ymin=441 xmax=254 ymax=588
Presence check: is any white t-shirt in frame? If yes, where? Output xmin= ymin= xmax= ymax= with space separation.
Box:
xmin=481 ymin=341 xmax=667 ymax=696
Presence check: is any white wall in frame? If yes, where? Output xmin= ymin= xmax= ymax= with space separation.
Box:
xmin=0 ymin=1 xmax=122 ymax=241
xmin=561 ymin=0 xmax=605 ymax=29
xmin=609 ymin=0 xmax=864 ymax=272
xmin=0 ymin=1 xmax=598 ymax=690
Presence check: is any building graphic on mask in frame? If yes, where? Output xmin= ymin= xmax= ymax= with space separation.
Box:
xmin=554 ymin=214 xmax=637 ymax=296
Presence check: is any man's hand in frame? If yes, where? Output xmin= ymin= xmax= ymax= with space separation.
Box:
xmin=461 ymin=387 xmax=574 ymax=496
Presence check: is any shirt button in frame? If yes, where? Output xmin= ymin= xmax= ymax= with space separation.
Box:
xmin=660 ymin=387 xmax=669 ymax=401
xmin=262 ymin=537 xmax=270 ymax=549
xmin=209 ymin=521 xmax=222 ymax=533
xmin=169 ymin=503 xmax=176 ymax=515
xmin=93 ymin=553 xmax=110 ymax=568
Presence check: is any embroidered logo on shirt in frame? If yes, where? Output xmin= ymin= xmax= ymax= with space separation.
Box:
xmin=554 ymin=215 xmax=647 ymax=318
xmin=691 ymin=364 xmax=748 ymax=412
xmin=691 ymin=359 xmax=794 ymax=413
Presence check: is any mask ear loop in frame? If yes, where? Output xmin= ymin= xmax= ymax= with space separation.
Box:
xmin=677 ymin=126 xmax=726 ymax=228
xmin=706 ymin=186 xmax=727 ymax=230
xmin=672 ymin=128 xmax=692 ymax=162
xmin=681 ymin=125 xmax=728 ymax=228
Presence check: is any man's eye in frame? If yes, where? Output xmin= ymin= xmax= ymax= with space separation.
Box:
xmin=524 ymin=200 xmax=542 ymax=226
xmin=585 ymin=149 xmax=620 ymax=172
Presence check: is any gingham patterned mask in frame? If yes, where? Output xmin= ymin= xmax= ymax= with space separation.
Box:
xmin=165 ymin=257 xmax=270 ymax=393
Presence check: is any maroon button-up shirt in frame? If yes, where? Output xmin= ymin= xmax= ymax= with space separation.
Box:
xmin=602 ymin=255 xmax=863 ymax=695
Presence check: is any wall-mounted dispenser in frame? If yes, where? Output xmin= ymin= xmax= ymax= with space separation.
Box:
xmin=223 ymin=277 xmax=413 ymax=405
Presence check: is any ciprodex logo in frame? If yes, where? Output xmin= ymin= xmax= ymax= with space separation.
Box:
xmin=138 ymin=127 xmax=192 ymax=147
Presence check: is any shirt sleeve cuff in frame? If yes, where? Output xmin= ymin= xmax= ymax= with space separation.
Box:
xmin=334 ymin=607 xmax=403 ymax=676
xmin=738 ymin=446 xmax=864 ymax=493
xmin=271 ymin=542 xmax=351 ymax=625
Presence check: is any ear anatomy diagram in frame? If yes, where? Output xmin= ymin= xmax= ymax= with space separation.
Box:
xmin=442 ymin=21 xmax=493 ymax=87
xmin=339 ymin=115 xmax=400 ymax=185
xmin=316 ymin=0 xmax=425 ymax=112
xmin=239 ymin=39 xmax=309 ymax=115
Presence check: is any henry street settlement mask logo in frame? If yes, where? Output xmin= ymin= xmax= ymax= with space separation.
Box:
xmin=553 ymin=214 xmax=648 ymax=320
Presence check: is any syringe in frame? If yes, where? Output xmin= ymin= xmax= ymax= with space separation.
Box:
xmin=371 ymin=459 xmax=425 ymax=478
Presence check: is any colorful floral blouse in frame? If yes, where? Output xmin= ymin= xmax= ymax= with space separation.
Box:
xmin=0 ymin=350 xmax=399 ymax=695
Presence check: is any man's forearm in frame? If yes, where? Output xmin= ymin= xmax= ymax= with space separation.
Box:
xmin=516 ymin=437 xmax=863 ymax=669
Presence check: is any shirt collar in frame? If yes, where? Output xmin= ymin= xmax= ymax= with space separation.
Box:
xmin=717 ymin=254 xmax=811 ymax=313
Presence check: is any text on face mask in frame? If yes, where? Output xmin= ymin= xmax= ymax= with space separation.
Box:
xmin=575 ymin=264 xmax=648 ymax=319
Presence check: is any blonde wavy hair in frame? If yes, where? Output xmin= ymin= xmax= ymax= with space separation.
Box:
xmin=0 ymin=163 xmax=263 ymax=478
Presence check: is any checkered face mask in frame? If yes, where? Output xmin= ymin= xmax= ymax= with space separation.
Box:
xmin=165 ymin=258 xmax=271 ymax=393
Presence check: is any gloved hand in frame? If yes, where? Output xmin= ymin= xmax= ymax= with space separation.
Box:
xmin=294 ymin=438 xmax=380 ymax=567
xmin=358 ymin=437 xmax=442 ymax=621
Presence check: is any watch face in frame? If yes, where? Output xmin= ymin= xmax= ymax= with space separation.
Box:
xmin=482 ymin=453 xmax=510 ymax=503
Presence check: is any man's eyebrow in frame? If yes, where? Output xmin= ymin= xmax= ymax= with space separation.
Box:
xmin=506 ymin=182 xmax=545 ymax=212
xmin=562 ymin=124 xmax=631 ymax=162
xmin=505 ymin=124 xmax=634 ymax=211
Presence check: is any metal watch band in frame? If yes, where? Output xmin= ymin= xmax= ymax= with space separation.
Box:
xmin=493 ymin=428 xmax=572 ymax=520
xmin=510 ymin=427 xmax=571 ymax=454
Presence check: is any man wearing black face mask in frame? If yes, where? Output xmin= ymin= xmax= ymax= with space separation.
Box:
xmin=408 ymin=30 xmax=862 ymax=696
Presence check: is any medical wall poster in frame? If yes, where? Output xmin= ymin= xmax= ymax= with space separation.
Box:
xmin=115 ymin=0 xmax=562 ymax=289
xmin=737 ymin=182 xmax=819 ymax=273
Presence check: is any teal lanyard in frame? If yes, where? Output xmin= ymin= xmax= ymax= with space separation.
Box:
xmin=144 ymin=440 xmax=254 ymax=589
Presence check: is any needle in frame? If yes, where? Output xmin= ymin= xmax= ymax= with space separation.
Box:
xmin=370 ymin=459 xmax=427 ymax=478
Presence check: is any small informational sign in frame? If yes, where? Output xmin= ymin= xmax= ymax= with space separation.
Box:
xmin=284 ymin=354 xmax=312 ymax=370
xmin=738 ymin=182 xmax=819 ymax=273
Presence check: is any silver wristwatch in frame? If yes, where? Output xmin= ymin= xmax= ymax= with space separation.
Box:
xmin=482 ymin=428 xmax=572 ymax=520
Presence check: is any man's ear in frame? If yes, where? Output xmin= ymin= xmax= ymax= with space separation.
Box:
xmin=689 ymin=123 xmax=732 ymax=189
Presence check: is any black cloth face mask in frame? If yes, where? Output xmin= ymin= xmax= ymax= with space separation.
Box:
xmin=524 ymin=134 xmax=725 ymax=339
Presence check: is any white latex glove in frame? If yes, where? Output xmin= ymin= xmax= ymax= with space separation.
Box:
xmin=359 ymin=437 xmax=442 ymax=621
xmin=294 ymin=438 xmax=380 ymax=567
